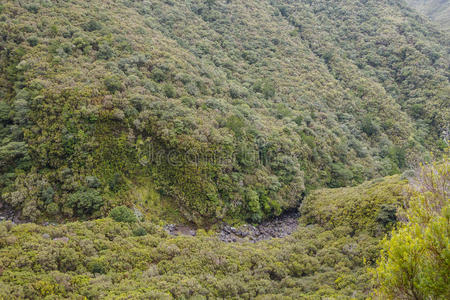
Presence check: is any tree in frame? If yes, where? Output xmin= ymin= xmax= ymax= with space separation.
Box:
xmin=372 ymin=155 xmax=449 ymax=299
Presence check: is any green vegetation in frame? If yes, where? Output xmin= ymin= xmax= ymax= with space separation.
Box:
xmin=373 ymin=156 xmax=449 ymax=299
xmin=0 ymin=176 xmax=407 ymax=299
xmin=109 ymin=206 xmax=137 ymax=223
xmin=406 ymin=0 xmax=450 ymax=32
xmin=0 ymin=1 xmax=448 ymax=297
xmin=0 ymin=0 xmax=448 ymax=224
xmin=302 ymin=175 xmax=406 ymax=235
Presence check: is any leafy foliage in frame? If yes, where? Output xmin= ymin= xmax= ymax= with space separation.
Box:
xmin=0 ymin=176 xmax=407 ymax=299
xmin=66 ymin=189 xmax=103 ymax=217
xmin=301 ymin=175 xmax=406 ymax=235
xmin=109 ymin=206 xmax=137 ymax=223
xmin=0 ymin=0 xmax=448 ymax=224
xmin=373 ymin=156 xmax=450 ymax=299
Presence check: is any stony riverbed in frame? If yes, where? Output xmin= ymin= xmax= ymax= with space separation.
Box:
xmin=2 ymin=202 xmax=300 ymax=243
xmin=164 ymin=211 xmax=300 ymax=243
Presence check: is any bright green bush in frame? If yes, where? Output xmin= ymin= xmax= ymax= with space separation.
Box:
xmin=373 ymin=157 xmax=449 ymax=299
xmin=301 ymin=175 xmax=407 ymax=234
xmin=109 ymin=206 xmax=137 ymax=223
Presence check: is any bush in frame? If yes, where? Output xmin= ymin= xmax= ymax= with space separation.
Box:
xmin=104 ymin=75 xmax=123 ymax=93
xmin=27 ymin=36 xmax=38 ymax=47
xmin=361 ymin=117 xmax=379 ymax=136
xmin=46 ymin=202 xmax=59 ymax=216
xmin=97 ymin=43 xmax=115 ymax=60
xmin=376 ymin=204 xmax=397 ymax=227
xmin=246 ymin=189 xmax=262 ymax=222
xmin=132 ymin=226 xmax=147 ymax=236
xmin=83 ymin=19 xmax=102 ymax=32
xmin=109 ymin=206 xmax=137 ymax=223
xmin=329 ymin=163 xmax=353 ymax=188
xmin=25 ymin=4 xmax=39 ymax=13
xmin=66 ymin=189 xmax=103 ymax=217
xmin=0 ymin=102 xmax=10 ymax=122
xmin=88 ymin=259 xmax=107 ymax=274
xmin=85 ymin=176 xmax=100 ymax=188
xmin=254 ymin=80 xmax=276 ymax=99
xmin=163 ymin=83 xmax=176 ymax=98
xmin=151 ymin=68 xmax=167 ymax=82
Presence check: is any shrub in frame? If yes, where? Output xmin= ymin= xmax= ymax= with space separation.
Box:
xmin=329 ymin=163 xmax=353 ymax=188
xmin=0 ymin=102 xmax=10 ymax=122
xmin=25 ymin=4 xmax=39 ymax=13
xmin=104 ymin=75 xmax=123 ymax=93
xmin=376 ymin=204 xmax=397 ymax=227
xmin=85 ymin=176 xmax=100 ymax=188
xmin=132 ymin=226 xmax=147 ymax=236
xmin=246 ymin=189 xmax=262 ymax=222
xmin=254 ymin=80 xmax=276 ymax=99
xmin=97 ymin=43 xmax=115 ymax=60
xmin=46 ymin=202 xmax=59 ymax=216
xmin=83 ymin=19 xmax=102 ymax=32
xmin=163 ymin=83 xmax=176 ymax=98
xmin=88 ymin=259 xmax=107 ymax=274
xmin=108 ymin=173 xmax=125 ymax=192
xmin=361 ymin=117 xmax=379 ymax=136
xmin=27 ymin=36 xmax=38 ymax=47
xmin=109 ymin=206 xmax=137 ymax=223
xmin=151 ymin=67 xmax=167 ymax=82
xmin=66 ymin=189 xmax=103 ymax=217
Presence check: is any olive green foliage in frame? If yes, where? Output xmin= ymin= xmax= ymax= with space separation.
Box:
xmin=373 ymin=156 xmax=450 ymax=299
xmin=0 ymin=0 xmax=448 ymax=223
xmin=109 ymin=206 xmax=137 ymax=223
xmin=302 ymin=175 xmax=407 ymax=235
xmin=0 ymin=176 xmax=407 ymax=299
xmin=66 ymin=189 xmax=103 ymax=217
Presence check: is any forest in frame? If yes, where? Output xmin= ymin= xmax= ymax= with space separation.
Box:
xmin=0 ymin=0 xmax=448 ymax=298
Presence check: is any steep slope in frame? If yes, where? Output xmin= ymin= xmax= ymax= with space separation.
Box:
xmin=0 ymin=0 xmax=448 ymax=224
xmin=405 ymin=0 xmax=450 ymax=32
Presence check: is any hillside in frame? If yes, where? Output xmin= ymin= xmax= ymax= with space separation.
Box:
xmin=1 ymin=0 xmax=449 ymax=298
xmin=0 ymin=175 xmax=407 ymax=299
xmin=0 ymin=0 xmax=449 ymax=225
xmin=405 ymin=0 xmax=450 ymax=32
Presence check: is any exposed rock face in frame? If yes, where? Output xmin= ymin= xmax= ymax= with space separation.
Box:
xmin=165 ymin=211 xmax=300 ymax=243
xmin=164 ymin=224 xmax=197 ymax=237
xmin=0 ymin=203 xmax=16 ymax=223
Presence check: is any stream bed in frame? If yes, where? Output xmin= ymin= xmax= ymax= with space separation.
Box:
xmin=164 ymin=210 xmax=300 ymax=243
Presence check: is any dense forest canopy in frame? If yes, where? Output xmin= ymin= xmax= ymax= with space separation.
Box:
xmin=1 ymin=0 xmax=448 ymax=225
